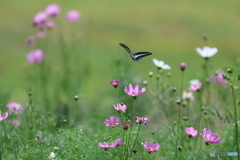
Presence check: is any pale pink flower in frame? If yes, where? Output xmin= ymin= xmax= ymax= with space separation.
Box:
xmin=45 ymin=4 xmax=61 ymax=18
xmin=141 ymin=141 xmax=160 ymax=153
xmin=210 ymin=72 xmax=228 ymax=88
xmin=32 ymin=11 xmax=47 ymax=27
xmin=35 ymin=32 xmax=46 ymax=39
xmin=185 ymin=127 xmax=198 ymax=137
xmin=103 ymin=116 xmax=121 ymax=127
xmin=98 ymin=142 xmax=116 ymax=150
xmin=12 ymin=119 xmax=21 ymax=127
xmin=124 ymin=84 xmax=146 ymax=97
xmin=0 ymin=111 xmax=8 ymax=121
xmin=6 ymin=102 xmax=23 ymax=113
xmin=114 ymin=103 xmax=127 ymax=112
xmin=200 ymin=128 xmax=220 ymax=144
xmin=110 ymin=79 xmax=120 ymax=88
xmin=189 ymin=82 xmax=202 ymax=91
xmin=46 ymin=21 xmax=56 ymax=29
xmin=66 ymin=10 xmax=81 ymax=22
xmin=27 ymin=49 xmax=45 ymax=64
xmin=135 ymin=117 xmax=150 ymax=125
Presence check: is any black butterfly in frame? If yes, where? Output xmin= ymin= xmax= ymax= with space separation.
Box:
xmin=119 ymin=43 xmax=152 ymax=61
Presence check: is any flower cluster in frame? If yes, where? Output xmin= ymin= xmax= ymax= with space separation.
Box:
xmin=27 ymin=4 xmax=81 ymax=64
xmin=185 ymin=127 xmax=220 ymax=144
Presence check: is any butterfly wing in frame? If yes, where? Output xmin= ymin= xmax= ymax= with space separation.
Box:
xmin=119 ymin=43 xmax=135 ymax=60
xmin=133 ymin=52 xmax=152 ymax=61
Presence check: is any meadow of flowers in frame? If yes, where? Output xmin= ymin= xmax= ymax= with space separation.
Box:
xmin=0 ymin=2 xmax=240 ymax=160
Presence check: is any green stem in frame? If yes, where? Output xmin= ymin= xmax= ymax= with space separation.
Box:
xmin=130 ymin=124 xmax=141 ymax=158
xmin=177 ymin=71 xmax=184 ymax=147
xmin=231 ymin=85 xmax=240 ymax=160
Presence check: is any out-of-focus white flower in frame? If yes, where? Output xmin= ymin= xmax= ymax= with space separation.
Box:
xmin=182 ymin=91 xmax=194 ymax=101
xmin=189 ymin=79 xmax=200 ymax=85
xmin=49 ymin=152 xmax=56 ymax=159
xmin=196 ymin=46 xmax=218 ymax=58
xmin=152 ymin=58 xmax=171 ymax=70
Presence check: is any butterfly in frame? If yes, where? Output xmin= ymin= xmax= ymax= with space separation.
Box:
xmin=119 ymin=43 xmax=152 ymax=61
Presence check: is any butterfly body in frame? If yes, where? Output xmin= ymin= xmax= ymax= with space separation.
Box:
xmin=119 ymin=43 xmax=152 ymax=61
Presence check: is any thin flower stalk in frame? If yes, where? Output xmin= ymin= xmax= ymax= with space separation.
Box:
xmin=230 ymin=85 xmax=239 ymax=159
xmin=129 ymin=123 xmax=141 ymax=158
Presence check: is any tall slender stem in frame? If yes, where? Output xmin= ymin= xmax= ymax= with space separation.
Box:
xmin=129 ymin=124 xmax=141 ymax=158
xmin=231 ymin=85 xmax=239 ymax=160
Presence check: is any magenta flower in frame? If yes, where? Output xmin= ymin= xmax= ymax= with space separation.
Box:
xmin=141 ymin=141 xmax=160 ymax=153
xmin=32 ymin=11 xmax=47 ymax=27
xmin=115 ymin=138 xmax=123 ymax=146
xmin=103 ymin=116 xmax=121 ymax=127
xmin=110 ymin=80 xmax=120 ymax=88
xmin=98 ymin=142 xmax=116 ymax=150
xmin=27 ymin=49 xmax=45 ymax=64
xmin=114 ymin=103 xmax=127 ymax=112
xmin=26 ymin=36 xmax=35 ymax=46
xmin=6 ymin=102 xmax=23 ymax=113
xmin=188 ymin=82 xmax=202 ymax=91
xmin=12 ymin=119 xmax=21 ymax=127
xmin=179 ymin=63 xmax=187 ymax=71
xmin=185 ymin=127 xmax=198 ymax=138
xmin=46 ymin=21 xmax=56 ymax=29
xmin=124 ymin=84 xmax=146 ymax=97
xmin=122 ymin=122 xmax=131 ymax=130
xmin=210 ymin=72 xmax=228 ymax=88
xmin=135 ymin=117 xmax=150 ymax=125
xmin=45 ymin=4 xmax=61 ymax=18
xmin=0 ymin=111 xmax=8 ymax=121
xmin=200 ymin=128 xmax=220 ymax=144
xmin=66 ymin=10 xmax=81 ymax=22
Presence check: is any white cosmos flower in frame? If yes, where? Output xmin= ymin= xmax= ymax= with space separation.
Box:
xmin=189 ymin=79 xmax=200 ymax=85
xmin=152 ymin=58 xmax=171 ymax=70
xmin=196 ymin=46 xmax=218 ymax=58
xmin=49 ymin=152 xmax=56 ymax=159
xmin=182 ymin=91 xmax=194 ymax=101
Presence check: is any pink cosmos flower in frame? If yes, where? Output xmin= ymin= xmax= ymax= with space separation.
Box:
xmin=110 ymin=80 xmax=120 ymax=88
xmin=115 ymin=138 xmax=123 ymax=146
xmin=26 ymin=36 xmax=35 ymax=46
xmin=210 ymin=72 xmax=228 ymax=88
xmin=12 ymin=119 xmax=21 ymax=127
xmin=0 ymin=111 xmax=8 ymax=121
xmin=124 ymin=84 xmax=146 ymax=97
xmin=188 ymin=82 xmax=202 ymax=91
xmin=98 ymin=142 xmax=116 ymax=150
xmin=6 ymin=102 xmax=23 ymax=113
xmin=135 ymin=117 xmax=150 ymax=125
xmin=114 ymin=103 xmax=127 ymax=112
xmin=103 ymin=116 xmax=121 ymax=127
xmin=32 ymin=11 xmax=47 ymax=27
xmin=200 ymin=128 xmax=220 ymax=144
xmin=66 ymin=10 xmax=81 ymax=22
xmin=141 ymin=141 xmax=160 ymax=153
xmin=46 ymin=21 xmax=56 ymax=29
xmin=122 ymin=122 xmax=131 ymax=130
xmin=27 ymin=49 xmax=45 ymax=64
xmin=45 ymin=4 xmax=61 ymax=18
xmin=185 ymin=127 xmax=198 ymax=137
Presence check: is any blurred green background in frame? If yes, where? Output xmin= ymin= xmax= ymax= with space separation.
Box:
xmin=1 ymin=0 xmax=240 ymax=103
